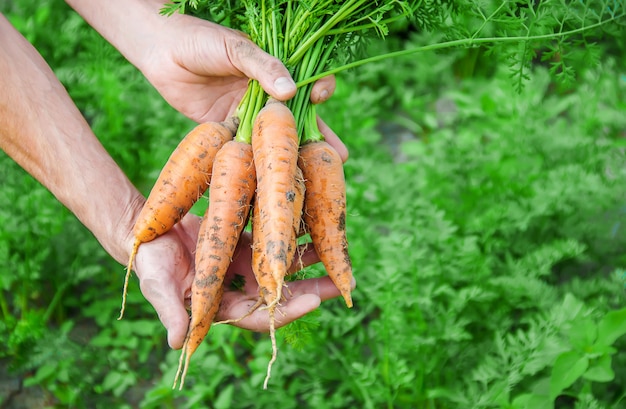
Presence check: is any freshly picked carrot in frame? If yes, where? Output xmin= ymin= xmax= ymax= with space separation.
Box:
xmin=121 ymin=117 xmax=237 ymax=319
xmin=251 ymin=98 xmax=301 ymax=309
xmin=171 ymin=79 xmax=266 ymax=389
xmin=298 ymin=110 xmax=352 ymax=308
xmin=173 ymin=138 xmax=256 ymax=390
xmin=250 ymin=97 xmax=304 ymax=388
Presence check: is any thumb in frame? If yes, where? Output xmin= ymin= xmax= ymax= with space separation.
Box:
xmin=225 ymin=35 xmax=297 ymax=101
xmin=139 ymin=277 xmax=189 ymax=349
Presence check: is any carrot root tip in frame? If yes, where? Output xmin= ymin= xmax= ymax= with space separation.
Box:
xmin=259 ymin=284 xmax=284 ymax=312
xmin=345 ymin=295 xmax=353 ymax=308
xmin=263 ymin=308 xmax=278 ymax=390
xmin=118 ymin=240 xmax=140 ymax=320
xmin=179 ymin=353 xmax=192 ymax=391
xmin=172 ymin=343 xmax=186 ymax=390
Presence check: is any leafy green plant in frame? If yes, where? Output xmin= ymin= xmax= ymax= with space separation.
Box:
xmin=456 ymin=294 xmax=626 ymax=408
xmin=1 ymin=0 xmax=626 ymax=408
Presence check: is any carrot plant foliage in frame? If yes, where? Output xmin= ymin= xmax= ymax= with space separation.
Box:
xmin=1 ymin=0 xmax=626 ymax=408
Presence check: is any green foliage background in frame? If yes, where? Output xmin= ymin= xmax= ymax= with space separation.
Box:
xmin=1 ymin=1 xmax=626 ymax=408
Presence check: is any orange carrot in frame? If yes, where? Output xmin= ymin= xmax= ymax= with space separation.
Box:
xmin=250 ymin=98 xmax=303 ymax=389
xmin=173 ymin=139 xmax=256 ymax=390
xmin=298 ymin=140 xmax=353 ymax=308
xmin=120 ymin=118 xmax=237 ymax=319
xmin=290 ymin=166 xmax=306 ymax=272
xmin=251 ymin=198 xmax=278 ymax=305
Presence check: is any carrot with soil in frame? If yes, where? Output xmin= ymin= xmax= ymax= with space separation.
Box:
xmin=173 ymin=139 xmax=256 ymax=390
xmin=172 ymin=80 xmax=264 ymax=388
xmin=121 ymin=118 xmax=237 ymax=319
xmin=298 ymin=140 xmax=352 ymax=307
xmin=251 ymin=98 xmax=304 ymax=389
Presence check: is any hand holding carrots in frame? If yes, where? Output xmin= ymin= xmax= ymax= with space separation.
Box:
xmin=130 ymin=212 xmax=348 ymax=350
xmin=2 ymin=0 xmax=353 ymax=370
xmin=64 ymin=0 xmax=359 ymax=387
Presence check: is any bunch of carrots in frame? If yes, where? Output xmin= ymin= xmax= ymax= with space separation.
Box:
xmin=119 ymin=86 xmax=350 ymax=388
xmin=122 ymin=89 xmax=351 ymax=390
xmin=117 ymin=0 xmax=426 ymax=390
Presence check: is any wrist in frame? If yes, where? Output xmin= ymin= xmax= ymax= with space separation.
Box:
xmin=99 ymin=192 xmax=146 ymax=266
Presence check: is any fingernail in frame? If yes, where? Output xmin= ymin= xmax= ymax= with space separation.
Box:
xmin=274 ymin=76 xmax=296 ymax=95
xmin=319 ymin=89 xmax=329 ymax=101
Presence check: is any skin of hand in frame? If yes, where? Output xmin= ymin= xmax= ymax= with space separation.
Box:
xmin=1 ymin=5 xmax=354 ymax=349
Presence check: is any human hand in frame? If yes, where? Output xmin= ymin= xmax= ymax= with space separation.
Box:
xmin=132 ymin=212 xmax=350 ymax=349
xmin=138 ymin=12 xmax=348 ymax=161
xmin=65 ymin=0 xmax=347 ymax=160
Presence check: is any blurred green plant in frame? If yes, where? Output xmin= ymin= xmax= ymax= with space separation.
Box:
xmin=1 ymin=0 xmax=625 ymax=408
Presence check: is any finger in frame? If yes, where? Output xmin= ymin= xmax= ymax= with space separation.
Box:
xmin=218 ymin=294 xmax=322 ymax=332
xmin=286 ymin=275 xmax=354 ymax=303
xmin=139 ymin=277 xmax=189 ymax=349
xmin=316 ymin=117 xmax=349 ymax=162
xmin=225 ymin=36 xmax=296 ymax=101
xmin=179 ymin=213 xmax=203 ymax=247
xmin=310 ymin=75 xmax=336 ymax=104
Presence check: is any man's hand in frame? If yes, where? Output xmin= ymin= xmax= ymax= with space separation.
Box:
xmin=140 ymin=13 xmax=348 ymax=160
xmin=133 ymin=213 xmax=351 ymax=349
xmin=66 ymin=0 xmax=348 ymax=162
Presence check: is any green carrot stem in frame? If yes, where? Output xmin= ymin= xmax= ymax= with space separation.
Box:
xmin=287 ymin=0 xmax=319 ymax=41
xmin=292 ymin=38 xmax=336 ymax=144
xmin=288 ymin=36 xmax=330 ymax=137
xmin=271 ymin=0 xmax=280 ymax=59
xmin=0 ymin=291 xmax=9 ymax=322
xmin=43 ymin=282 xmax=69 ymax=324
xmin=301 ymin=104 xmax=324 ymax=144
xmin=326 ymin=15 xmax=409 ymax=36
xmin=235 ymin=80 xmax=267 ymax=144
xmin=287 ymin=0 xmax=368 ymax=66
xmin=261 ymin=0 xmax=267 ymax=49
xmin=284 ymin=1 xmax=292 ymax=57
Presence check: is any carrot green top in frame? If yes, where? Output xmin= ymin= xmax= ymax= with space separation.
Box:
xmin=163 ymin=1 xmax=426 ymax=144
xmin=161 ymin=0 xmax=626 ymax=144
